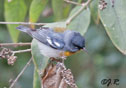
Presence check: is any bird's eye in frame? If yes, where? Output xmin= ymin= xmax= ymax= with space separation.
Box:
xmin=75 ymin=46 xmax=78 ymax=49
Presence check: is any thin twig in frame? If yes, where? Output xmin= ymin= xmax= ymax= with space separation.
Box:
xmin=64 ymin=0 xmax=82 ymax=5
xmin=9 ymin=57 xmax=32 ymax=88
xmin=66 ymin=0 xmax=91 ymax=25
xmin=12 ymin=49 xmax=31 ymax=54
xmin=0 ymin=43 xmax=31 ymax=47
xmin=0 ymin=22 xmax=47 ymax=25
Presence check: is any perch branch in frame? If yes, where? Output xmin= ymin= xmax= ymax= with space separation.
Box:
xmin=12 ymin=49 xmax=31 ymax=54
xmin=0 ymin=43 xmax=31 ymax=47
xmin=0 ymin=22 xmax=47 ymax=25
xmin=66 ymin=0 xmax=91 ymax=25
xmin=9 ymin=57 xmax=32 ymax=88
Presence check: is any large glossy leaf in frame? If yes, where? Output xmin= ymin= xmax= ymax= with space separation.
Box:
xmin=44 ymin=22 xmax=66 ymax=32
xmin=52 ymin=0 xmax=64 ymax=21
xmin=0 ymin=0 xmax=4 ymax=21
xmin=44 ymin=22 xmax=66 ymax=28
xmin=63 ymin=4 xmax=71 ymax=18
xmin=90 ymin=0 xmax=99 ymax=24
xmin=33 ymin=68 xmax=41 ymax=88
xmin=31 ymin=39 xmax=49 ymax=74
xmin=29 ymin=0 xmax=48 ymax=25
xmin=67 ymin=6 xmax=91 ymax=35
xmin=78 ymin=0 xmax=82 ymax=3
xmin=4 ymin=0 xmax=27 ymax=42
xmin=99 ymin=0 xmax=126 ymax=55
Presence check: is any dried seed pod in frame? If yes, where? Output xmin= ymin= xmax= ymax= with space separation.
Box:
xmin=0 ymin=48 xmax=12 ymax=59
xmin=8 ymin=56 xmax=17 ymax=65
xmin=1 ymin=55 xmax=6 ymax=59
xmin=42 ymin=62 xmax=78 ymax=88
xmin=6 ymin=55 xmax=10 ymax=59
xmin=99 ymin=0 xmax=107 ymax=10
xmin=61 ymin=69 xmax=77 ymax=88
xmin=0 ymin=48 xmax=7 ymax=59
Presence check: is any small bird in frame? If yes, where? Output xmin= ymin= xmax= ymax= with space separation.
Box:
xmin=16 ymin=25 xmax=86 ymax=59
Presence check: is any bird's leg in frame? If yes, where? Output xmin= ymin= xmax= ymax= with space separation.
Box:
xmin=50 ymin=57 xmax=62 ymax=62
xmin=61 ymin=56 xmax=67 ymax=63
xmin=61 ymin=56 xmax=67 ymax=60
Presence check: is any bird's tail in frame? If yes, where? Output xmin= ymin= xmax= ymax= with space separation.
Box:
xmin=16 ymin=25 xmax=31 ymax=33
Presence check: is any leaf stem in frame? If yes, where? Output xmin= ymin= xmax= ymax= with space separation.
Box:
xmin=9 ymin=57 xmax=32 ymax=88
xmin=66 ymin=0 xmax=91 ymax=25
xmin=12 ymin=49 xmax=32 ymax=54
xmin=64 ymin=0 xmax=82 ymax=5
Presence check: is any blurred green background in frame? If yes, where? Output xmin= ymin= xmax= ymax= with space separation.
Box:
xmin=0 ymin=0 xmax=126 ymax=88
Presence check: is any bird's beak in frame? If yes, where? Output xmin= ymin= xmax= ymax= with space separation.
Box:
xmin=83 ymin=47 xmax=88 ymax=54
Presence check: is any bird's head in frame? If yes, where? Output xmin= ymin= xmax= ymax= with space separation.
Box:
xmin=71 ymin=32 xmax=85 ymax=50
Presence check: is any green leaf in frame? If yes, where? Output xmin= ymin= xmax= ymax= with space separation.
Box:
xmin=90 ymin=0 xmax=99 ymax=24
xmin=4 ymin=0 xmax=27 ymax=42
xmin=99 ymin=0 xmax=126 ymax=55
xmin=31 ymin=39 xmax=49 ymax=74
xmin=0 ymin=0 xmax=4 ymax=21
xmin=44 ymin=22 xmax=66 ymax=32
xmin=78 ymin=0 xmax=82 ymax=3
xmin=63 ymin=5 xmax=71 ymax=18
xmin=52 ymin=0 xmax=64 ymax=21
xmin=67 ymin=6 xmax=91 ymax=35
xmin=24 ymin=0 xmax=32 ymax=8
xmin=44 ymin=22 xmax=66 ymax=28
xmin=33 ymin=68 xmax=41 ymax=88
xmin=29 ymin=0 xmax=48 ymax=23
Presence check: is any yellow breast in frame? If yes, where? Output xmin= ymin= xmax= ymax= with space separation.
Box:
xmin=64 ymin=51 xmax=76 ymax=56
xmin=60 ymin=50 xmax=81 ymax=57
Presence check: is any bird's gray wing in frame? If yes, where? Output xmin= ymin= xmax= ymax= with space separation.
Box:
xmin=30 ymin=29 xmax=49 ymax=44
xmin=16 ymin=25 xmax=65 ymax=49
xmin=31 ymin=29 xmax=65 ymax=49
xmin=47 ymin=32 xmax=65 ymax=49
